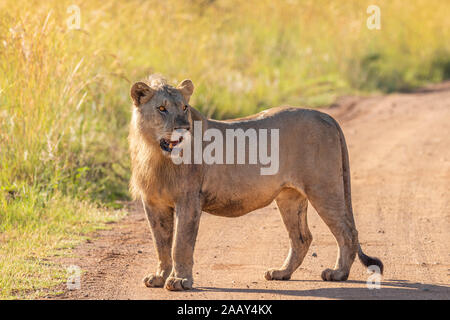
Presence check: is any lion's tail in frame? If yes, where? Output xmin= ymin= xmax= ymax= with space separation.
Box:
xmin=334 ymin=117 xmax=384 ymax=275
xmin=357 ymin=245 xmax=384 ymax=274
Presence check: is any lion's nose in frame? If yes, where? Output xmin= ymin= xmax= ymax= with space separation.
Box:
xmin=174 ymin=124 xmax=190 ymax=131
xmin=174 ymin=115 xmax=190 ymax=131
xmin=174 ymin=122 xmax=190 ymax=131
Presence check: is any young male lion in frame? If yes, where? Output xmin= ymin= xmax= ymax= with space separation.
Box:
xmin=128 ymin=76 xmax=383 ymax=291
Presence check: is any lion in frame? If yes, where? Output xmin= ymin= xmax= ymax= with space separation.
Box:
xmin=128 ymin=75 xmax=383 ymax=291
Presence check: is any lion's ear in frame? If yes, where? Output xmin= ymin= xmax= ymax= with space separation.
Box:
xmin=130 ymin=82 xmax=154 ymax=107
xmin=177 ymin=79 xmax=194 ymax=103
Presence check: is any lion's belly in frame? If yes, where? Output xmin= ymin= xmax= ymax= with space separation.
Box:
xmin=200 ymin=187 xmax=280 ymax=217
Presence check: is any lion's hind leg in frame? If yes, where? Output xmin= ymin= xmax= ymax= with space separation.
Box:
xmin=306 ymin=186 xmax=358 ymax=281
xmin=265 ymin=188 xmax=312 ymax=281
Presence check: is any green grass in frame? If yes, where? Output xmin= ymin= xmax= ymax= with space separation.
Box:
xmin=0 ymin=0 xmax=449 ymax=299
xmin=0 ymin=193 xmax=124 ymax=299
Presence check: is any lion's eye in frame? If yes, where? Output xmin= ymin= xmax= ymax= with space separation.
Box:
xmin=183 ymin=105 xmax=188 ymax=111
xmin=158 ymin=106 xmax=166 ymax=112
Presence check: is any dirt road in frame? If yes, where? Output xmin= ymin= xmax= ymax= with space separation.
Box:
xmin=51 ymin=83 xmax=450 ymax=299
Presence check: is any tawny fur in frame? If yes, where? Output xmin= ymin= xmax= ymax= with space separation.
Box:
xmin=129 ymin=75 xmax=383 ymax=291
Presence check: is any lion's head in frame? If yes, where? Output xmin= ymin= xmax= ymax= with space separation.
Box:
xmin=130 ymin=76 xmax=194 ymax=155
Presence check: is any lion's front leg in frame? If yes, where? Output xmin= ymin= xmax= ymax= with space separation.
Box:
xmin=164 ymin=197 xmax=201 ymax=291
xmin=142 ymin=202 xmax=174 ymax=288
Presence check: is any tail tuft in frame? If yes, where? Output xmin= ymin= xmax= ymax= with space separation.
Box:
xmin=358 ymin=247 xmax=384 ymax=274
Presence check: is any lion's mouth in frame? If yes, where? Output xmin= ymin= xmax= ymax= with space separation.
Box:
xmin=160 ymin=136 xmax=184 ymax=153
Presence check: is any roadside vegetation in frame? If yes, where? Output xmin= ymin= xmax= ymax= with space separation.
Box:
xmin=1 ymin=0 xmax=449 ymax=299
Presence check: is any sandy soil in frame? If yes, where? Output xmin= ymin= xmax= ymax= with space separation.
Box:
xmin=49 ymin=83 xmax=450 ymax=300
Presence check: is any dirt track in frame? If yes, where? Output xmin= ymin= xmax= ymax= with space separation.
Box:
xmin=51 ymin=83 xmax=450 ymax=300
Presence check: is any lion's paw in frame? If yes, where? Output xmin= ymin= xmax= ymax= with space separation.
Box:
xmin=143 ymin=274 xmax=165 ymax=288
xmin=164 ymin=276 xmax=193 ymax=291
xmin=264 ymin=268 xmax=291 ymax=281
xmin=321 ymin=268 xmax=349 ymax=281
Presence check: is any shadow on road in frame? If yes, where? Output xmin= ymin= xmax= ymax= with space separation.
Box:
xmin=199 ymin=280 xmax=450 ymax=299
